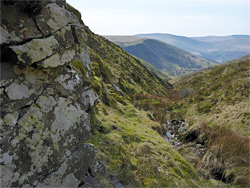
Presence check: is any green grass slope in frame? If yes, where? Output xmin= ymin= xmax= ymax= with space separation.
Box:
xmin=173 ymin=60 xmax=250 ymax=135
xmin=87 ymin=30 xmax=172 ymax=99
xmin=171 ymin=60 xmax=250 ymax=186
xmin=136 ymin=57 xmax=171 ymax=81
xmin=129 ymin=61 xmax=250 ymax=186
xmin=89 ymin=102 xmax=208 ymax=187
xmin=67 ymin=5 xmax=236 ymax=187
xmin=223 ymin=54 xmax=250 ymax=65
xmin=131 ymin=57 xmax=250 ymax=186
xmin=82 ymin=29 xmax=222 ymax=187
xmin=105 ymin=35 xmax=216 ymax=79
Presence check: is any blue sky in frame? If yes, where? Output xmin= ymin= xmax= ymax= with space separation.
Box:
xmin=67 ymin=0 xmax=250 ymax=36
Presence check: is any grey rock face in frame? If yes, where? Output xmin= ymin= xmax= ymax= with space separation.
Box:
xmin=90 ymin=160 xmax=109 ymax=178
xmin=112 ymin=177 xmax=125 ymax=188
xmin=165 ymin=120 xmax=186 ymax=149
xmin=0 ymin=3 xmax=42 ymax=45
xmin=1 ymin=2 xmax=98 ymax=187
xmin=36 ymin=144 xmax=95 ymax=187
xmin=166 ymin=131 xmax=172 ymax=138
xmin=81 ymin=176 xmax=103 ymax=188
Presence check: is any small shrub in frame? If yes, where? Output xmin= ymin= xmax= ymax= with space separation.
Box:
xmin=197 ymin=100 xmax=213 ymax=114
xmin=134 ymin=90 xmax=181 ymax=124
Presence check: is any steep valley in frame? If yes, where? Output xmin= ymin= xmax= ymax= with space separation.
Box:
xmin=84 ymin=28 xmax=212 ymax=187
xmin=160 ymin=59 xmax=249 ymax=186
xmin=104 ymin=35 xmax=216 ymax=79
xmin=0 ymin=1 xmax=249 ymax=188
xmin=85 ymin=17 xmax=249 ymax=188
xmin=136 ymin=33 xmax=250 ymax=63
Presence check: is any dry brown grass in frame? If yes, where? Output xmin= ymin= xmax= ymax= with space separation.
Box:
xmin=134 ymin=90 xmax=181 ymax=102
xmin=197 ymin=122 xmax=250 ymax=186
xmin=134 ymin=90 xmax=181 ymax=124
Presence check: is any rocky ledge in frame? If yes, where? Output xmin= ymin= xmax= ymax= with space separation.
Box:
xmin=0 ymin=1 xmax=98 ymax=187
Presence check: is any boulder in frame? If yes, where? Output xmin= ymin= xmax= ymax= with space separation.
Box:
xmin=166 ymin=131 xmax=172 ymax=138
xmin=178 ymin=126 xmax=185 ymax=134
xmin=112 ymin=177 xmax=125 ymax=188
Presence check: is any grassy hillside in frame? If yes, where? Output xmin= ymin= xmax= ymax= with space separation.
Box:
xmin=173 ymin=60 xmax=250 ymax=135
xmin=79 ymin=29 xmax=224 ymax=187
xmin=136 ymin=33 xmax=250 ymax=63
xmin=223 ymin=54 xmax=250 ymax=65
xmin=133 ymin=59 xmax=250 ymax=186
xmin=105 ymin=35 xmax=216 ymax=79
xmin=136 ymin=57 xmax=171 ymax=81
xmin=172 ymin=60 xmax=250 ymax=186
xmin=67 ymin=5 xmax=247 ymax=187
xmin=87 ymin=31 xmax=172 ymax=99
xmin=89 ymin=102 xmax=207 ymax=187
xmin=172 ymin=60 xmax=250 ymax=187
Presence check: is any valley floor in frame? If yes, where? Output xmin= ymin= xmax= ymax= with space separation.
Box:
xmin=86 ymin=102 xmax=237 ymax=188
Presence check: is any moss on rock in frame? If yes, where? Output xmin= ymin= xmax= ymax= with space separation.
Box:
xmin=66 ymin=3 xmax=84 ymax=24
xmin=70 ymin=59 xmax=87 ymax=77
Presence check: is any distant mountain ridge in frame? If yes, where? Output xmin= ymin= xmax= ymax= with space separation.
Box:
xmin=222 ymin=54 xmax=250 ymax=65
xmin=136 ymin=33 xmax=250 ymax=63
xmin=104 ymin=35 xmax=216 ymax=78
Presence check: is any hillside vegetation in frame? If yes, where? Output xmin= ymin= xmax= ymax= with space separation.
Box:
xmin=77 ymin=28 xmax=226 ymax=187
xmin=223 ymin=54 xmax=250 ymax=65
xmin=67 ymin=5 xmax=249 ymax=187
xmin=88 ymin=31 xmax=172 ymax=99
xmin=133 ymin=59 xmax=250 ymax=186
xmin=173 ymin=60 xmax=250 ymax=136
xmin=171 ymin=60 xmax=250 ymax=186
xmin=105 ymin=35 xmax=216 ymax=79
xmin=89 ymin=102 xmax=206 ymax=187
xmin=2 ymin=1 xmax=248 ymax=187
xmin=136 ymin=33 xmax=250 ymax=63
xmin=137 ymin=57 xmax=171 ymax=81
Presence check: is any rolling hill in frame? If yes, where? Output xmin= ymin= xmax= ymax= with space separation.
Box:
xmin=87 ymin=32 xmax=172 ymax=98
xmin=173 ymin=59 xmax=250 ymax=136
xmin=136 ymin=33 xmax=250 ymax=63
xmin=137 ymin=57 xmax=171 ymax=81
xmin=105 ymin=35 xmax=216 ymax=78
xmin=223 ymin=54 xmax=250 ymax=65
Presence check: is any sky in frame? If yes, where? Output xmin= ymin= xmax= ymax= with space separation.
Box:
xmin=67 ymin=0 xmax=250 ymax=37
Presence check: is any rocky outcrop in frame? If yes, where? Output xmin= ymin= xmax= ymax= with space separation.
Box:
xmin=165 ymin=120 xmax=186 ymax=148
xmin=0 ymin=1 xmax=98 ymax=187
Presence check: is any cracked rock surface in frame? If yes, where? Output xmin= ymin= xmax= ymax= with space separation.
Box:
xmin=0 ymin=1 xmax=98 ymax=187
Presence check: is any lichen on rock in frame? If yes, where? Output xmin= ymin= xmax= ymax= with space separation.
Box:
xmin=0 ymin=1 xmax=98 ymax=187
xmin=5 ymin=82 xmax=31 ymax=100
